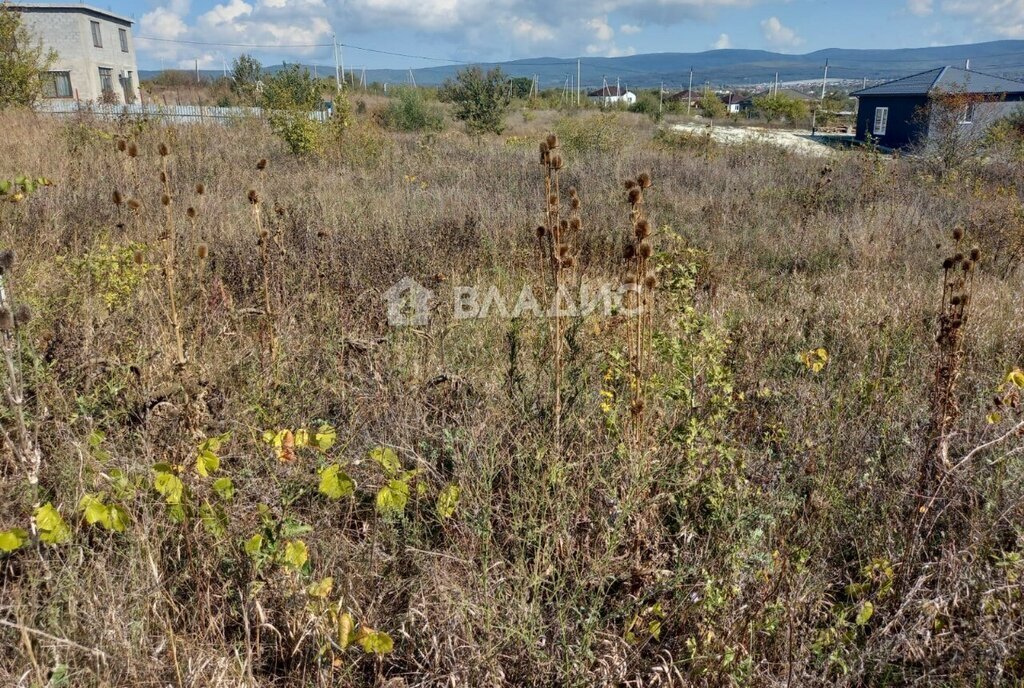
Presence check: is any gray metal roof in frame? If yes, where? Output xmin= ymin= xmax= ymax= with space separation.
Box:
xmin=852 ymin=66 xmax=1024 ymax=97
xmin=7 ymin=3 xmax=133 ymax=25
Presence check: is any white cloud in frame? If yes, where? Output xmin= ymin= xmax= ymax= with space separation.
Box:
xmin=760 ymin=16 xmax=803 ymax=49
xmin=940 ymin=0 xmax=1024 ymax=38
xmin=713 ymin=32 xmax=732 ymax=48
xmin=907 ymin=0 xmax=934 ymax=16
xmin=135 ymin=0 xmax=775 ymax=65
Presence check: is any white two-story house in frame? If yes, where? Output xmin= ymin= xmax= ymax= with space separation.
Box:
xmin=11 ymin=3 xmax=141 ymax=104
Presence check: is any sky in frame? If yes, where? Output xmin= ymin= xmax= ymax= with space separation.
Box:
xmin=69 ymin=0 xmax=1024 ymax=71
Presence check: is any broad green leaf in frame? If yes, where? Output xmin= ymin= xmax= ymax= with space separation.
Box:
xmin=107 ymin=504 xmax=130 ymax=532
xmin=0 ymin=180 xmax=10 ymax=195
xmin=48 ymin=663 xmax=69 ymax=687
xmin=213 ymin=476 xmax=235 ymax=500
xmin=0 ymin=528 xmax=29 ymax=553
xmin=318 ymin=464 xmax=355 ymax=500
xmin=357 ymin=628 xmax=394 ymax=655
xmin=308 ymin=577 xmax=333 ymax=598
xmin=855 ymin=601 xmax=874 ymax=626
xmin=1007 ymin=369 xmax=1024 ymax=389
xmin=294 ymin=428 xmax=310 ymax=448
xmin=436 ymin=483 xmax=460 ymax=520
xmin=196 ymin=449 xmax=220 ymax=477
xmin=283 ymin=539 xmax=308 ymax=569
xmin=369 ymin=446 xmax=400 ymax=475
xmin=200 ymin=502 xmax=227 ymax=538
xmin=153 ymin=470 xmax=184 ymax=505
xmin=375 ymin=479 xmax=410 ymax=516
xmin=80 ymin=494 xmax=109 ymax=527
xmin=314 ymin=424 xmax=337 ymax=451
xmin=35 ymin=503 xmax=71 ymax=545
xmin=244 ymin=534 xmax=264 ymax=556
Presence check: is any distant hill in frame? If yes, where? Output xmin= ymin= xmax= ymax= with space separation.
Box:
xmin=141 ymin=40 xmax=1024 ymax=91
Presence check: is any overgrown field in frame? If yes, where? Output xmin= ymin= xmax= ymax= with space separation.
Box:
xmin=0 ymin=108 xmax=1023 ymax=687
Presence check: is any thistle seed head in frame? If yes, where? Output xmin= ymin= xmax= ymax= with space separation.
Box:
xmin=14 ymin=304 xmax=31 ymax=327
xmin=116 ymin=139 xmax=127 ymax=153
xmin=545 ymin=134 xmax=558 ymax=150
xmin=195 ymin=183 xmax=205 ymax=195
xmin=942 ymin=257 xmax=954 ymax=270
xmin=536 ymin=225 xmax=546 ymax=238
xmin=127 ymin=142 xmax=138 ymax=158
xmin=962 ymin=260 xmax=973 ymax=273
xmin=637 ymin=172 xmax=652 ymax=189
xmin=112 ymin=190 xmax=123 ymax=206
xmin=159 ymin=171 xmax=167 ymax=184
xmin=952 ymin=227 xmax=964 ymax=242
xmin=562 ymin=255 xmax=575 ymax=269
xmin=623 ymin=244 xmax=636 ymax=261
xmin=158 ymin=143 xmax=170 ymax=157
xmin=628 ymin=188 xmax=642 ymax=205
xmin=644 ymin=273 xmax=658 ymax=290
xmin=570 ymin=197 xmax=581 ymax=210
xmin=248 ymin=189 xmax=260 ymax=205
xmin=256 ymin=158 xmax=268 ymax=171
xmin=970 ymin=246 xmax=981 ymax=262
xmin=133 ymin=249 xmax=144 ymax=265
xmin=197 ymin=243 xmax=209 ymax=260
xmin=635 ymin=219 xmax=651 ymax=239
xmin=0 ymin=249 xmax=15 ymax=271
xmin=550 ymin=154 xmax=563 ymax=171
xmin=0 ymin=307 xmax=13 ymax=332
xmin=548 ymin=194 xmax=558 ymax=206
xmin=560 ymin=219 xmax=569 ymax=232
xmin=160 ymin=194 xmax=171 ymax=207
xmin=127 ymin=199 xmax=141 ymax=211
xmin=624 ymin=179 xmax=638 ymax=190
xmin=569 ymin=217 xmax=581 ymax=231
xmin=638 ymin=241 xmax=653 ymax=259
xmin=186 ymin=207 xmax=197 ymax=219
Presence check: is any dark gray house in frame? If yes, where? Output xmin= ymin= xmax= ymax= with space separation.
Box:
xmin=851 ymin=66 xmax=1024 ymax=150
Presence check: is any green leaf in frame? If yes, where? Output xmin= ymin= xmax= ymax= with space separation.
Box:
xmin=79 ymin=494 xmax=127 ymax=532
xmin=153 ymin=470 xmax=184 ymax=505
xmin=318 ymin=464 xmax=355 ymax=500
xmin=1007 ymin=369 xmax=1024 ymax=389
xmin=375 ymin=479 xmax=410 ymax=516
xmin=212 ymin=476 xmax=235 ymax=500
xmin=200 ymin=501 xmax=227 ymax=538
xmin=314 ymin=424 xmax=337 ymax=451
xmin=436 ymin=483 xmax=460 ymax=519
xmin=244 ymin=534 xmax=264 ymax=556
xmin=35 ymin=503 xmax=71 ymax=545
xmin=196 ymin=449 xmax=220 ymax=477
xmin=283 ymin=539 xmax=309 ymax=569
xmin=369 ymin=446 xmax=401 ymax=475
xmin=307 ymin=577 xmax=333 ymax=598
xmin=48 ymin=663 xmax=69 ymax=687
xmin=357 ymin=629 xmax=394 ymax=655
xmin=856 ymin=601 xmax=874 ymax=626
xmin=0 ymin=528 xmax=29 ymax=553
xmin=0 ymin=180 xmax=10 ymax=195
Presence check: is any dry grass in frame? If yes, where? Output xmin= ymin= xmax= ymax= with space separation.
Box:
xmin=0 ymin=105 xmax=1022 ymax=687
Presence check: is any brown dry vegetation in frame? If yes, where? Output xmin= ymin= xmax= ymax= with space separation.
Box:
xmin=0 ymin=106 xmax=1023 ymax=687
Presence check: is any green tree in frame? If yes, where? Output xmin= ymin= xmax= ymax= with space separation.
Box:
xmin=0 ymin=5 xmax=55 ymax=109
xmin=697 ymin=91 xmax=727 ymax=119
xmin=752 ymin=93 xmax=808 ymax=126
xmin=262 ymin=64 xmax=324 ymax=155
xmin=230 ymin=53 xmax=263 ymax=105
xmin=440 ymin=66 xmax=510 ymax=135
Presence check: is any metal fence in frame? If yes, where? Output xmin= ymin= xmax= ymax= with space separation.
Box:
xmin=35 ymin=100 xmax=332 ymax=124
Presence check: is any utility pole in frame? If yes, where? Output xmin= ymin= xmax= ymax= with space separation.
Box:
xmin=195 ymin=58 xmax=199 ymax=84
xmin=965 ymin=58 xmax=970 ymax=69
xmin=820 ymin=58 xmax=829 ymax=101
xmin=687 ymin=67 xmax=693 ymax=114
xmin=333 ymin=33 xmax=341 ymax=93
xmin=577 ymin=58 xmax=581 ymax=106
xmin=774 ymin=72 xmax=779 ymax=95
xmin=408 ymin=68 xmax=415 ymax=87
xmin=361 ymin=68 xmax=366 ymax=89
xmin=659 ymin=80 xmax=664 ymax=115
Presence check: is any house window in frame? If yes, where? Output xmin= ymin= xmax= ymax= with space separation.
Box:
xmin=91 ymin=21 xmax=103 ymax=48
xmin=98 ymin=67 xmax=114 ymax=94
xmin=961 ymin=102 xmax=976 ymax=124
xmin=873 ymin=106 xmax=888 ymax=136
xmin=119 ymin=28 xmax=129 ymax=52
xmin=42 ymin=71 xmax=73 ymax=98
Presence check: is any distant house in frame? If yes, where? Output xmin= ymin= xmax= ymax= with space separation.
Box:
xmin=666 ymin=89 xmax=702 ymax=104
xmin=738 ymin=87 xmax=816 ymax=112
xmin=9 ymin=3 xmax=140 ymax=104
xmin=851 ymin=66 xmax=1024 ymax=150
xmin=719 ymin=92 xmax=743 ymax=114
xmin=588 ymin=85 xmax=637 ymax=106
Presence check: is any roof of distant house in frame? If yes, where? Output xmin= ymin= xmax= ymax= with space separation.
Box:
xmin=740 ymin=88 xmax=816 ymax=103
xmin=851 ymin=66 xmax=1024 ymax=97
xmin=6 ymin=3 xmax=133 ymax=25
xmin=588 ymin=85 xmax=632 ymax=97
xmin=666 ymin=89 xmax=702 ymax=102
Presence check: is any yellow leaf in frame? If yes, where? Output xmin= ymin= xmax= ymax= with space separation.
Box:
xmin=35 ymin=503 xmax=71 ymax=545
xmin=318 ymin=464 xmax=355 ymax=500
xmin=308 ymin=577 xmax=333 ymax=598
xmin=0 ymin=528 xmax=29 ymax=553
xmin=337 ymin=612 xmax=354 ymax=649
xmin=314 ymin=424 xmax=337 ymax=451
xmin=283 ymin=539 xmax=308 ymax=569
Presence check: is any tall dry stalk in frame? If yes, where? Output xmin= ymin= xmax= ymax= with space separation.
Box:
xmin=621 ymin=174 xmax=656 ymax=446
xmin=157 ymin=142 xmax=187 ymax=367
xmin=249 ymin=159 xmax=278 ymax=371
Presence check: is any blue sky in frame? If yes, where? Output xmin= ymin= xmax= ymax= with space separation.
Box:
xmin=78 ymin=0 xmax=1024 ymax=70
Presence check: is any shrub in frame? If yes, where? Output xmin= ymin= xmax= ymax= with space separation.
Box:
xmin=629 ymin=91 xmax=663 ymax=122
xmin=0 ymin=5 xmax=55 ymax=109
xmin=380 ymin=87 xmax=445 ymax=133
xmin=554 ymin=113 xmax=628 ymax=154
xmin=439 ymin=66 xmax=510 ymax=135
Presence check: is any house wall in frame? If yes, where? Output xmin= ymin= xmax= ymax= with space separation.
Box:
xmin=925 ymin=98 xmax=1024 ymax=144
xmin=855 ymin=95 xmax=928 ymax=149
xmin=17 ymin=8 xmax=140 ymax=104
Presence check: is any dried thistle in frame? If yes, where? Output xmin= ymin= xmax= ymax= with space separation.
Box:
xmin=158 ymin=143 xmax=170 ymax=157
